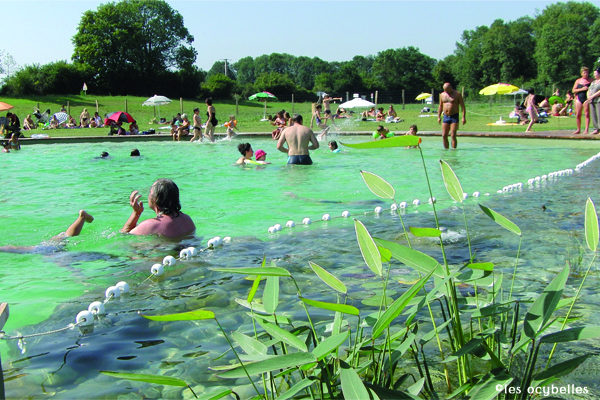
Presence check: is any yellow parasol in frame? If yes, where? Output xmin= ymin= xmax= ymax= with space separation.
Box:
xmin=415 ymin=93 xmax=431 ymax=101
xmin=479 ymin=83 xmax=519 ymax=96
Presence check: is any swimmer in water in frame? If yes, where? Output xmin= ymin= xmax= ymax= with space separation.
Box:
xmin=236 ymin=142 xmax=254 ymax=164
xmin=0 ymin=210 xmax=94 ymax=254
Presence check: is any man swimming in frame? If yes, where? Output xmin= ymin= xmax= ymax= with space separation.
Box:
xmin=121 ymin=179 xmax=196 ymax=238
xmin=276 ymin=114 xmax=319 ymax=165
xmin=438 ymin=82 xmax=466 ymax=149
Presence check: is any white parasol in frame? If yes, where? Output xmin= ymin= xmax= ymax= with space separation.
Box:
xmin=338 ymin=98 xmax=376 ymax=109
xmin=142 ymin=95 xmax=172 ymax=120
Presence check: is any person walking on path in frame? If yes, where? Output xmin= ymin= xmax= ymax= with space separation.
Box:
xmin=437 ymin=83 xmax=466 ymax=149
xmin=524 ymin=88 xmax=539 ymax=133
xmin=572 ymin=66 xmax=592 ymax=134
xmin=204 ymin=98 xmax=218 ymax=142
xmin=584 ymin=67 xmax=600 ymax=135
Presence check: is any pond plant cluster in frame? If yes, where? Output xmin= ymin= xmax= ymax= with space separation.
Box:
xmin=101 ymin=136 xmax=599 ymax=399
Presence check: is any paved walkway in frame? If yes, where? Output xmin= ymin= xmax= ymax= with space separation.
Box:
xmin=16 ymin=129 xmax=600 ymax=144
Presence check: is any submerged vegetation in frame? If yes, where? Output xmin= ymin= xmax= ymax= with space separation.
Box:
xmin=100 ymin=136 xmax=599 ymax=399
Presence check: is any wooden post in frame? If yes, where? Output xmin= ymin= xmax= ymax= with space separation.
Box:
xmin=95 ymin=100 xmax=98 ymax=113
xmin=125 ymin=99 xmax=128 ymax=113
xmin=67 ymin=101 xmax=70 ymax=116
xmin=346 ymin=91 xmax=349 ymax=102
xmin=0 ymin=303 xmax=9 ymax=400
xmin=180 ymin=98 xmax=183 ymax=114
xmin=375 ymin=90 xmax=379 ymax=106
xmin=291 ymin=94 xmax=294 ymax=114
xmin=402 ymin=90 xmax=405 ymax=110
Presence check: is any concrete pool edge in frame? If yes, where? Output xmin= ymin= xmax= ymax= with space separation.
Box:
xmin=15 ymin=129 xmax=600 ymax=145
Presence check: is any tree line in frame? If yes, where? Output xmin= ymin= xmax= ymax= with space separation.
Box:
xmin=1 ymin=1 xmax=598 ymax=100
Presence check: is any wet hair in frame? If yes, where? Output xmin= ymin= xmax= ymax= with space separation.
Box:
xmin=193 ymin=108 xmax=199 ymax=113
xmin=101 ymin=151 xmax=109 ymax=157
xmin=329 ymin=140 xmax=338 ymax=150
xmin=130 ymin=148 xmax=140 ymax=156
xmin=238 ymin=142 xmax=252 ymax=155
xmin=409 ymin=124 xmax=418 ymax=133
xmin=205 ymin=98 xmax=213 ymax=105
xmin=151 ymin=179 xmax=182 ymax=217
xmin=292 ymin=114 xmax=303 ymax=124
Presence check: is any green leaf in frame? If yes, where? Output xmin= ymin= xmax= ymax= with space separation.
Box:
xmin=300 ymin=297 xmax=359 ymax=316
xmin=478 ymin=204 xmax=521 ymax=236
xmin=355 ymin=219 xmax=383 ymax=277
xmin=340 ymin=361 xmax=371 ymax=400
xmin=340 ymin=135 xmax=420 ymax=149
xmin=418 ymin=319 xmax=452 ymax=346
xmin=466 ymin=262 xmax=494 ymax=271
xmin=312 ymin=331 xmax=350 ymax=361
xmin=230 ymin=331 xmax=268 ymax=355
xmin=197 ymin=389 xmax=233 ymax=400
xmin=442 ymin=338 xmax=485 ymax=363
xmin=372 ymin=270 xmax=433 ymax=339
xmin=247 ymin=275 xmax=261 ymax=303
xmin=540 ymin=326 xmax=600 ymax=344
xmin=532 ymin=354 xmax=591 ymax=385
xmin=374 ymin=238 xmax=445 ymax=278
xmin=439 ymin=159 xmax=464 ymax=203
xmin=470 ymin=305 xmax=512 ymax=319
xmin=257 ymin=320 xmax=308 ymax=352
xmin=585 ymin=197 xmax=599 ymax=252
xmin=468 ymin=372 xmax=514 ymax=400
xmin=262 ymin=276 xmax=279 ymax=314
xmin=210 ymin=267 xmax=290 ymax=276
xmin=278 ymin=377 xmax=318 ymax=400
xmin=378 ymin=245 xmax=392 ymax=263
xmin=309 ymin=261 xmax=347 ymax=294
xmin=247 ymin=312 xmax=291 ymax=325
xmin=217 ymin=352 xmax=316 ymax=378
xmin=235 ymin=298 xmax=268 ymax=314
xmin=360 ymin=170 xmax=395 ymax=199
xmin=140 ymin=309 xmax=215 ymax=321
xmin=407 ymin=377 xmax=425 ymax=396
xmin=100 ymin=371 xmax=188 ymax=387
xmin=523 ymin=264 xmax=569 ymax=339
xmin=409 ymin=226 xmax=442 ymax=238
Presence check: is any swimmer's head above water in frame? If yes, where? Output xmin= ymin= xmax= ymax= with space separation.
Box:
xmin=150 ymin=179 xmax=182 ymax=217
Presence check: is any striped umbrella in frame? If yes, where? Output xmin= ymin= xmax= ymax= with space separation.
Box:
xmin=52 ymin=112 xmax=69 ymax=124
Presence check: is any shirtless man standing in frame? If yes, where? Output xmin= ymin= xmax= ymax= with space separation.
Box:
xmin=438 ymin=83 xmax=466 ymax=149
xmin=276 ymin=114 xmax=319 ymax=165
xmin=121 ymin=179 xmax=196 ymax=238
xmin=322 ymin=93 xmax=343 ymax=130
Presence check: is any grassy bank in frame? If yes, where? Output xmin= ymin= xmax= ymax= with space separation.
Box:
xmin=1 ymin=94 xmax=577 ymax=138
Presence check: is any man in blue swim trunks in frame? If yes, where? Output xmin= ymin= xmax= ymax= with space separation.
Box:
xmin=438 ymin=82 xmax=466 ymax=149
xmin=276 ymin=114 xmax=319 ymax=165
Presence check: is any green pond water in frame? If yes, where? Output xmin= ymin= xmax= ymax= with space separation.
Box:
xmin=2 ymin=136 xmax=600 ymax=398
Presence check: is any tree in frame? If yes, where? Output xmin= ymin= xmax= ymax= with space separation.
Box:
xmin=254 ymin=72 xmax=298 ymax=95
xmin=333 ymin=63 xmax=365 ymax=93
xmin=533 ymin=1 xmax=600 ymax=85
xmin=206 ymin=61 xmax=236 ymax=80
xmin=1 ymin=61 xmax=92 ymax=96
xmin=451 ymin=26 xmax=488 ymax=90
xmin=371 ymin=47 xmax=436 ymax=92
xmin=232 ymin=56 xmax=255 ymax=85
xmin=72 ymin=0 xmax=197 ymax=94
xmin=203 ymin=73 xmax=238 ymax=99
xmin=432 ymin=55 xmax=457 ymax=88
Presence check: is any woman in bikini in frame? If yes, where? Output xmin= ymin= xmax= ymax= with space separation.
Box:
xmin=572 ymin=66 xmax=592 ymax=134
xmin=524 ymin=88 xmax=539 ymax=133
xmin=204 ymin=98 xmax=218 ymax=142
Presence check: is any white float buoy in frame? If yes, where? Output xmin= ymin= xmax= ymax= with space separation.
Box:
xmin=88 ymin=301 xmax=105 ymax=315
xmin=503 ymin=186 xmax=509 ymax=192
xmin=207 ymin=238 xmax=216 ymax=248
xmin=535 ymin=176 xmax=541 ymax=182
xmin=484 ymin=193 xmax=490 ymax=196
xmin=179 ymin=248 xmax=192 ymax=259
xmin=116 ymin=281 xmax=130 ymax=294
xmin=105 ymin=286 xmax=120 ymax=299
xmin=322 ymin=214 xmax=331 ymax=221
xmin=399 ymin=202 xmax=407 ymax=208
xmin=527 ymin=179 xmax=534 ymax=185
xmin=273 ymin=224 xmax=282 ymax=231
xmin=463 ymin=192 xmax=468 ymax=199
xmin=391 ymin=203 xmax=398 ymax=211
xmin=214 ymin=237 xmax=223 ymax=246
xmin=222 ymin=237 xmax=231 ymax=243
xmin=76 ymin=310 xmax=95 ymax=326
xmin=302 ymin=217 xmax=311 ymax=225
xmin=187 ymin=247 xmax=198 ymax=256
xmin=473 ymin=191 xmax=480 ymax=197
xmin=163 ymin=255 xmax=176 ymax=266
xmin=413 ymin=199 xmax=420 ymax=206
xmin=268 ymin=226 xmax=276 ymax=234
xmin=497 ymin=190 xmax=503 ymax=194
xmin=374 ymin=206 xmax=382 ymax=214
xmin=286 ymin=220 xmax=295 ymax=228
xmin=542 ymin=175 xmax=547 ymax=180
xmin=342 ymin=211 xmax=350 ymax=218
xmin=428 ymin=197 xmax=436 ymax=204
xmin=517 ymin=182 xmax=523 ymax=188
xmin=151 ymin=263 xmax=164 ymax=276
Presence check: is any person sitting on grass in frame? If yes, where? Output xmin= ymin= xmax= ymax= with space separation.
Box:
xmin=23 ymin=114 xmax=36 ymax=130
xmin=376 ymin=107 xmax=386 ymax=121
xmin=129 ymin=120 xmax=139 ymax=135
xmin=174 ymin=114 xmax=190 ymax=141
xmin=236 ymin=142 xmax=254 ymax=164
xmin=361 ymin=107 xmax=376 ymax=119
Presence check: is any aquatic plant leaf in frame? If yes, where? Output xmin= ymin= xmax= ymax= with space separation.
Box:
xmin=230 ymin=331 xmax=268 ymax=356
xmin=278 ymin=377 xmax=318 ymax=400
xmin=300 ymin=297 xmax=360 ymax=316
xmin=262 ymin=276 xmax=279 ymax=314
xmin=540 ymin=326 xmax=600 ymax=344
xmin=378 ymin=245 xmax=392 ymax=262
xmin=355 ymin=219 xmax=383 ymax=277
xmin=217 ymin=352 xmax=317 ymax=378
xmin=197 ymin=389 xmax=233 ymax=400
xmin=361 ymin=294 xmax=394 ymax=307
xmin=257 ymin=320 xmax=308 ymax=352
xmin=248 ymin=312 xmax=291 ymax=325
xmin=309 ymin=261 xmax=347 ymax=294
xmin=247 ymin=275 xmax=261 ymax=303
xmin=467 ymin=372 xmax=514 ymax=400
xmin=470 ymin=305 xmax=512 ymax=319
xmin=407 ymin=377 xmax=425 ymax=396
xmin=523 ymin=264 xmax=569 ymax=339
xmin=465 ymin=262 xmax=494 ymax=272
xmin=360 ymin=170 xmax=395 ymax=199
xmin=340 ymin=361 xmax=371 ymax=400
xmin=372 ymin=270 xmax=433 ymax=339
xmin=211 ymin=267 xmax=290 ymax=276
xmin=532 ymin=354 xmax=591 ymax=388
xmin=439 ymin=160 xmax=464 ymax=203
xmin=364 ymin=383 xmax=420 ymax=400
xmin=374 ymin=238 xmax=445 ymax=278
xmin=442 ymin=337 xmax=485 ymax=364
xmin=409 ymin=227 xmax=442 ymax=237
xmin=235 ymin=298 xmax=268 ymax=314
xmin=340 ymin=135 xmax=420 ymax=149
xmin=478 ymin=204 xmax=521 ymax=236
xmin=585 ymin=197 xmax=599 ymax=252
xmin=100 ymin=371 xmax=188 ymax=387
xmin=418 ymin=319 xmax=452 ymax=346
xmin=312 ymin=331 xmax=350 ymax=361
xmin=140 ymin=309 xmax=215 ymax=321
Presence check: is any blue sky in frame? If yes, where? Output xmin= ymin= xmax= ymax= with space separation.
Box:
xmin=2 ymin=0 xmax=598 ymax=74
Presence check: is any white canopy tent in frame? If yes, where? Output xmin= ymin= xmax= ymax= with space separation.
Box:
xmin=338 ymin=98 xmax=376 ymax=109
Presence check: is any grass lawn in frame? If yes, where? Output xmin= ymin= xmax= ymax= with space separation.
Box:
xmin=1 ymin=94 xmax=577 ymax=137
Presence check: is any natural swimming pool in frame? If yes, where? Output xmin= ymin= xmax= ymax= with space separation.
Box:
xmin=2 ymin=136 xmax=600 ymax=398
